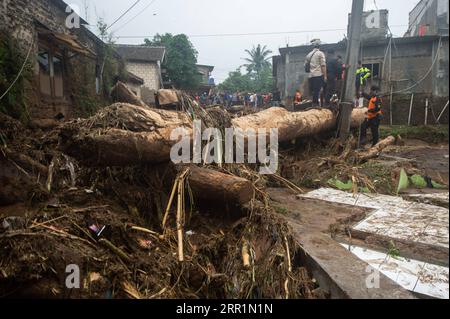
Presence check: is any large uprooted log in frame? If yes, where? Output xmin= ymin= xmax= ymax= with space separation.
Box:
xmin=60 ymin=104 xmax=368 ymax=167
xmin=232 ymin=107 xmax=367 ymax=142
xmin=188 ymin=166 xmax=253 ymax=206
xmin=59 ymin=103 xmax=193 ymax=166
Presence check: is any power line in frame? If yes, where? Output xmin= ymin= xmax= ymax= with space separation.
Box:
xmin=106 ymin=0 xmax=142 ymax=31
xmin=116 ymin=28 xmax=346 ymax=39
xmin=115 ymin=25 xmax=407 ymax=39
xmin=113 ymin=0 xmax=158 ymax=33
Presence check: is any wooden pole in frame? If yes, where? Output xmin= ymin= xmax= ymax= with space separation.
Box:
xmin=389 ymin=84 xmax=393 ymax=126
xmin=436 ymin=100 xmax=449 ymax=124
xmin=343 ymin=0 xmax=365 ymax=103
xmin=425 ymin=98 xmax=429 ymax=126
xmin=408 ymin=94 xmax=414 ymax=126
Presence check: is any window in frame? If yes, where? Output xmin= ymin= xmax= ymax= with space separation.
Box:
xmin=38 ymin=50 xmax=51 ymax=96
xmin=363 ymin=63 xmax=381 ymax=79
xmin=53 ymin=55 xmax=64 ymax=97
xmin=38 ymin=45 xmax=65 ymax=98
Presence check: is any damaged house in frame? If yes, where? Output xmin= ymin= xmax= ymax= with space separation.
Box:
xmin=273 ymin=8 xmax=449 ymax=125
xmin=0 ymin=0 xmax=125 ymax=124
xmin=196 ymin=64 xmax=215 ymax=94
xmin=114 ymin=44 xmax=165 ymax=105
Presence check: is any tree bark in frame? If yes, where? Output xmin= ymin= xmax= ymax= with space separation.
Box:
xmin=231 ymin=107 xmax=367 ymax=143
xmin=59 ymin=103 xmax=192 ymax=166
xmin=357 ymin=136 xmax=396 ymax=163
xmin=60 ymin=104 xmax=367 ymax=166
xmin=188 ymin=166 xmax=253 ymax=206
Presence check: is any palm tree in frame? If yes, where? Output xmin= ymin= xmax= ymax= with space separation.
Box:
xmin=243 ymin=44 xmax=272 ymax=78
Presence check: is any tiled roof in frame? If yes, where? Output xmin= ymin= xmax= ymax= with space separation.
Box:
xmin=114 ymin=45 xmax=165 ymax=62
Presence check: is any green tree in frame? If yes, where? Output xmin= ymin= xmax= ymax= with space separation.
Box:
xmin=219 ymin=65 xmax=274 ymax=94
xmin=243 ymin=44 xmax=272 ymax=78
xmin=218 ymin=69 xmax=253 ymax=92
xmin=145 ymin=33 xmax=200 ymax=89
xmin=0 ymin=30 xmax=32 ymax=121
xmin=219 ymin=44 xmax=275 ymax=93
xmin=253 ymin=65 xmax=275 ymax=93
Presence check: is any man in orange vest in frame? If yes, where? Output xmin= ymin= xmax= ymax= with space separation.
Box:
xmin=359 ymin=86 xmax=383 ymax=147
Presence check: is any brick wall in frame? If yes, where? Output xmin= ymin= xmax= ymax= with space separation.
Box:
xmin=126 ymin=62 xmax=161 ymax=91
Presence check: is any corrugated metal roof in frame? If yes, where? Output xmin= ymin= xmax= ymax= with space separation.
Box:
xmin=114 ymin=45 xmax=166 ymax=63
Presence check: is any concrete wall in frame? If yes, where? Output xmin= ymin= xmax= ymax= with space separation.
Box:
xmin=407 ymin=0 xmax=449 ymax=36
xmin=278 ymin=44 xmax=346 ymax=101
xmin=433 ymin=37 xmax=449 ymax=97
xmin=275 ymin=37 xmax=449 ymax=102
xmin=126 ymin=61 xmax=161 ymax=91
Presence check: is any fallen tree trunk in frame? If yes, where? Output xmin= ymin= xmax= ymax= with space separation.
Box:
xmin=60 ymin=104 xmax=367 ymax=166
xmin=111 ymin=82 xmax=147 ymax=107
xmin=231 ymin=107 xmax=367 ymax=143
xmin=357 ymin=136 xmax=396 ymax=163
xmin=59 ymin=103 xmax=192 ymax=166
xmin=0 ymin=153 xmax=48 ymax=205
xmin=188 ymin=166 xmax=253 ymax=206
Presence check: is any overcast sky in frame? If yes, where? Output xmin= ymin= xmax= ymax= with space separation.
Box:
xmin=70 ymin=0 xmax=420 ymax=83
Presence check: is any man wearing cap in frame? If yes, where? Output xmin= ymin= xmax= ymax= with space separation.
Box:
xmin=305 ymin=39 xmax=327 ymax=107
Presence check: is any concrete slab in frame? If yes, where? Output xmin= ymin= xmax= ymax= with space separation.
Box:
xmin=404 ymin=192 xmax=449 ymax=208
xmin=285 ymin=225 xmax=416 ymax=299
xmin=299 ymin=188 xmax=449 ymax=249
xmin=341 ymin=243 xmax=449 ymax=299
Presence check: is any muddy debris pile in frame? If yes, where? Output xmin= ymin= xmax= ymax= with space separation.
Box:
xmin=0 ymin=106 xmax=320 ymax=299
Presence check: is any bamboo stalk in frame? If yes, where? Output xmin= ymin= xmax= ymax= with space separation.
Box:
xmin=130 ymin=226 xmax=160 ymax=236
xmin=177 ymin=176 xmax=184 ymax=262
xmin=272 ymin=174 xmax=304 ymax=194
xmin=29 ymin=215 xmax=67 ymax=229
xmin=284 ymin=236 xmax=292 ymax=273
xmin=162 ymin=178 xmax=179 ymax=229
xmin=242 ymin=241 xmax=251 ymax=268
xmin=99 ymin=238 xmax=131 ymax=262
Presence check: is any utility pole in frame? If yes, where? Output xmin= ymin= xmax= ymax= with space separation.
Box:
xmin=339 ymin=0 xmax=365 ymax=141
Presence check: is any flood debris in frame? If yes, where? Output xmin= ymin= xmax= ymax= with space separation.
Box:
xmin=0 ymin=83 xmax=447 ymax=299
xmin=0 ymin=102 xmax=321 ymax=299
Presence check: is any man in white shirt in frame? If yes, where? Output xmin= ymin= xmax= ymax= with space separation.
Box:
xmin=305 ymin=39 xmax=327 ymax=106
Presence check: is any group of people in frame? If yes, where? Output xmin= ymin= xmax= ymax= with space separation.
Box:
xmin=303 ymin=39 xmax=383 ymax=147
xmin=303 ymin=39 xmax=346 ymax=107
xmin=194 ymin=91 xmax=277 ymax=108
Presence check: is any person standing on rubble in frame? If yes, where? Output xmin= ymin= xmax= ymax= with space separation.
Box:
xmin=325 ymin=49 xmax=340 ymax=106
xmin=359 ymin=85 xmax=383 ymax=147
xmin=336 ymin=55 xmax=346 ymax=98
xmin=305 ymin=39 xmax=327 ymax=107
